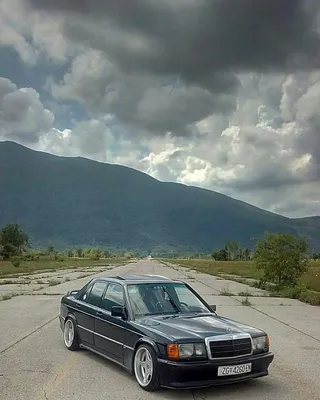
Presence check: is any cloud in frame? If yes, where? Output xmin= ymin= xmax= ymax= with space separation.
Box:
xmin=4 ymin=1 xmax=320 ymax=141
xmin=1 ymin=70 xmax=320 ymax=218
xmin=129 ymin=71 xmax=320 ymax=216
xmin=38 ymin=118 xmax=117 ymax=162
xmin=0 ymin=0 xmax=82 ymax=65
xmin=0 ymin=77 xmax=54 ymax=143
xmin=26 ymin=0 xmax=320 ymax=77
xmin=19 ymin=0 xmax=320 ymax=144
xmin=1 ymin=0 xmax=320 ymax=218
xmin=50 ymin=49 xmax=237 ymax=138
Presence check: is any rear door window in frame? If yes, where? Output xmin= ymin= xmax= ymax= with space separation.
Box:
xmin=85 ymin=281 xmax=108 ymax=307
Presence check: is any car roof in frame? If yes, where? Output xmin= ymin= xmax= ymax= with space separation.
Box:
xmin=91 ymin=274 xmax=182 ymax=285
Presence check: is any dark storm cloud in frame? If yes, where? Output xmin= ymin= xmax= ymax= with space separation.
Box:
xmin=21 ymin=0 xmax=320 ymax=192
xmin=26 ymin=0 xmax=320 ymax=86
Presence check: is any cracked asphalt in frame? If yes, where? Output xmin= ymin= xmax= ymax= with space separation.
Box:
xmin=0 ymin=260 xmax=320 ymax=400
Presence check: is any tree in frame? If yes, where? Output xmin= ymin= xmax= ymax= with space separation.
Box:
xmin=76 ymin=248 xmax=83 ymax=258
xmin=253 ymin=232 xmax=309 ymax=286
xmin=88 ymin=247 xmax=102 ymax=260
xmin=67 ymin=249 xmax=74 ymax=258
xmin=212 ymin=248 xmax=227 ymax=261
xmin=312 ymin=252 xmax=320 ymax=260
xmin=0 ymin=223 xmax=29 ymax=260
xmin=47 ymin=245 xmax=55 ymax=254
xmin=103 ymin=250 xmax=111 ymax=258
xmin=227 ymin=240 xmax=239 ymax=260
xmin=244 ymin=248 xmax=251 ymax=260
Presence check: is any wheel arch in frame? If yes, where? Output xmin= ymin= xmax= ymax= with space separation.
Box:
xmin=64 ymin=312 xmax=80 ymax=337
xmin=65 ymin=312 xmax=77 ymax=325
xmin=130 ymin=337 xmax=160 ymax=373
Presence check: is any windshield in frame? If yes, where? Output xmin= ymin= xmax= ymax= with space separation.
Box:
xmin=127 ymin=282 xmax=211 ymax=317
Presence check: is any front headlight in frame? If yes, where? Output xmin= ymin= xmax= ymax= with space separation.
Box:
xmin=252 ymin=335 xmax=269 ymax=354
xmin=167 ymin=343 xmax=207 ymax=360
xmin=179 ymin=344 xmax=194 ymax=358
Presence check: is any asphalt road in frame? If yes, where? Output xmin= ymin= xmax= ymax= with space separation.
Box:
xmin=0 ymin=260 xmax=320 ymax=400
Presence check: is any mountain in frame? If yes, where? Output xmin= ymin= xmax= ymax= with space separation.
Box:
xmin=0 ymin=141 xmax=319 ymax=253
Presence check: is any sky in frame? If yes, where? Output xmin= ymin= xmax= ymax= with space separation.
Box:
xmin=1 ymin=0 xmax=320 ymax=218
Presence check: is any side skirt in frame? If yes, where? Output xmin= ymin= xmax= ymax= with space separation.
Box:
xmin=79 ymin=343 xmax=131 ymax=373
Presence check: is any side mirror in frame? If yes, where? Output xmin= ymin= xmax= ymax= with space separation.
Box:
xmin=111 ymin=306 xmax=127 ymax=320
xmin=209 ymin=304 xmax=217 ymax=312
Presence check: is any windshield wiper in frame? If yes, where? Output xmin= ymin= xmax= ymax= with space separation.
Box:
xmin=162 ymin=314 xmax=181 ymax=319
xmin=161 ymin=287 xmax=181 ymax=314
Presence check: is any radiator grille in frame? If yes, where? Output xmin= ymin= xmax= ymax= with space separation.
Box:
xmin=209 ymin=337 xmax=252 ymax=358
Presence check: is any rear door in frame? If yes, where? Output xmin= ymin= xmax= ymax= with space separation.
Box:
xmin=94 ymin=282 xmax=126 ymax=363
xmin=73 ymin=281 xmax=108 ymax=346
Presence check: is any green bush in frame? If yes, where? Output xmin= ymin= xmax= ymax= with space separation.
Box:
xmin=22 ymin=251 xmax=40 ymax=261
xmin=54 ymin=253 xmax=65 ymax=262
xmin=253 ymin=233 xmax=309 ymax=286
xmin=11 ymin=256 xmax=21 ymax=268
xmin=271 ymin=284 xmax=320 ymax=306
xmin=298 ymin=291 xmax=320 ymax=306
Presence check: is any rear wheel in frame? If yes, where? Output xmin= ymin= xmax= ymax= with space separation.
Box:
xmin=63 ymin=318 xmax=80 ymax=351
xmin=133 ymin=344 xmax=160 ymax=391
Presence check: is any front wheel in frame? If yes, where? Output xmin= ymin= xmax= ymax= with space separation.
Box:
xmin=63 ymin=317 xmax=80 ymax=351
xmin=133 ymin=344 xmax=160 ymax=391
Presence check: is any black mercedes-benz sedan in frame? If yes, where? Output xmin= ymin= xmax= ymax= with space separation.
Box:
xmin=59 ymin=274 xmax=274 ymax=391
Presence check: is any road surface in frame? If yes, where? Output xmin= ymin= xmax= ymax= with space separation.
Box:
xmin=0 ymin=260 xmax=319 ymax=400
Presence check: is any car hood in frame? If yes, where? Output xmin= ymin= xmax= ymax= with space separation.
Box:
xmin=134 ymin=313 xmax=264 ymax=340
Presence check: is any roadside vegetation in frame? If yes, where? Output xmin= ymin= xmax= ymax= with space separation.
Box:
xmin=160 ymin=233 xmax=320 ymax=306
xmin=1 ymin=222 xmax=320 ymax=306
xmin=0 ymin=223 xmax=132 ymax=278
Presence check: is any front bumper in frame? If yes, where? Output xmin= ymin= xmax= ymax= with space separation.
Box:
xmin=157 ymin=352 xmax=274 ymax=389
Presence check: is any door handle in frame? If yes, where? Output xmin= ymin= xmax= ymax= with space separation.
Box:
xmin=96 ymin=311 xmax=103 ymax=317
xmin=75 ymin=303 xmax=81 ymax=308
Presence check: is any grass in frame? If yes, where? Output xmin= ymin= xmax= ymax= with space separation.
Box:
xmin=48 ymin=279 xmax=61 ymax=287
xmin=78 ymin=273 xmax=94 ymax=279
xmin=161 ymin=258 xmax=320 ymax=291
xmin=0 ymin=280 xmax=15 ymax=285
xmin=0 ymin=256 xmax=127 ymax=278
xmin=238 ymin=290 xmax=253 ymax=297
xmin=1 ymin=293 xmax=13 ymax=301
xmin=300 ymin=262 xmax=320 ymax=292
xmin=269 ymin=285 xmax=320 ymax=306
xmin=162 ymin=259 xmax=264 ymax=280
xmin=161 ymin=258 xmax=320 ymax=306
xmin=1 ymin=293 xmax=19 ymax=301
xmin=241 ymin=297 xmax=252 ymax=306
xmin=220 ymin=285 xmax=234 ymax=296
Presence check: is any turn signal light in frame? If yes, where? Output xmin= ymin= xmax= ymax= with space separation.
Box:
xmin=167 ymin=344 xmax=179 ymax=360
xmin=266 ymin=335 xmax=270 ymax=349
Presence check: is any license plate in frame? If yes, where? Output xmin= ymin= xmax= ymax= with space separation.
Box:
xmin=217 ymin=363 xmax=252 ymax=377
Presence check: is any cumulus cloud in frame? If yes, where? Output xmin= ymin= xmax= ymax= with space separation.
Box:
xmin=0 ymin=77 xmax=54 ymax=142
xmin=38 ymin=117 xmax=117 ymax=162
xmin=19 ymin=0 xmax=320 ymax=138
xmin=0 ymin=0 xmax=82 ymax=64
xmin=130 ymin=70 xmax=320 ymax=216
xmin=50 ymin=49 xmax=236 ymax=138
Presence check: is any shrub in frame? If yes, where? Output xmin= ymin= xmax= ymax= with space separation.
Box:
xmin=11 ymin=256 xmax=21 ymax=268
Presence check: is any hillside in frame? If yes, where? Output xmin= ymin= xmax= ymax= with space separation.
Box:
xmin=0 ymin=141 xmax=319 ymax=253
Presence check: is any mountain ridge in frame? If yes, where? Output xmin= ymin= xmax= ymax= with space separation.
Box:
xmin=0 ymin=140 xmax=319 ymax=252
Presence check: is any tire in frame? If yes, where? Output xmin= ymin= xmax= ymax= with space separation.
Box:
xmin=133 ymin=344 xmax=160 ymax=391
xmin=63 ymin=317 xmax=80 ymax=351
